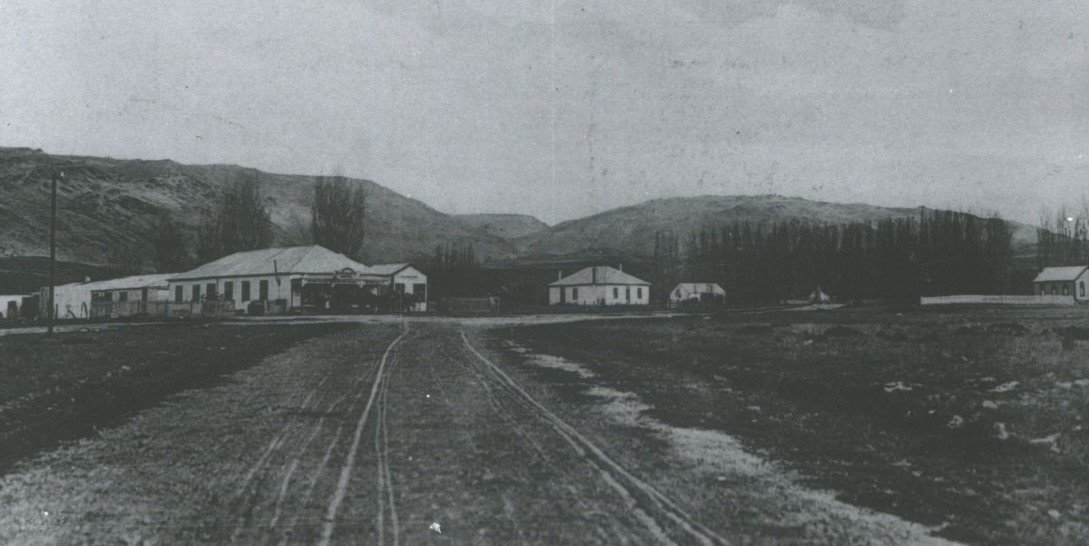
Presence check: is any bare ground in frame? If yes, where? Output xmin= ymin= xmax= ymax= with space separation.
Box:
xmin=0 ymin=318 xmax=949 ymax=544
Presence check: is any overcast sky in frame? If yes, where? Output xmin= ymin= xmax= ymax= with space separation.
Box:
xmin=2 ymin=1 xmax=1087 ymax=225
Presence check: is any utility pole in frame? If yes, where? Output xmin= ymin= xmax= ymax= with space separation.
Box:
xmin=47 ymin=169 xmax=60 ymax=336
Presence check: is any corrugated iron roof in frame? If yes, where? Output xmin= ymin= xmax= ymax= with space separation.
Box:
xmin=1033 ymin=266 xmax=1088 ymax=283
xmin=44 ymin=273 xmax=175 ymax=294
xmin=549 ymin=266 xmax=650 ymax=286
xmin=169 ymin=246 xmax=368 ymax=281
xmin=363 ymin=263 xmax=411 ymax=276
xmin=673 ymin=282 xmax=725 ymax=295
xmin=88 ymin=273 xmax=176 ymax=291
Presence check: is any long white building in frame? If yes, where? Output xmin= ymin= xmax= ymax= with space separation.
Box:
xmin=167 ymin=245 xmax=428 ymax=312
xmin=40 ymin=274 xmax=174 ymax=320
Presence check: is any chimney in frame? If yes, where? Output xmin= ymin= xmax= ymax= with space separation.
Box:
xmin=557 ymin=270 xmax=563 ymax=281
xmin=618 ymin=263 xmax=623 ymax=272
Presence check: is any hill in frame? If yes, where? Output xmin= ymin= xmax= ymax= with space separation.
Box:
xmin=512 ymin=195 xmax=1038 ymax=261
xmin=0 ymin=148 xmax=517 ymax=270
xmin=455 ymin=213 xmax=549 ymax=240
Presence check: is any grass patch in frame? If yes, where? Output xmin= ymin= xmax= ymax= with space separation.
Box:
xmin=501 ymin=308 xmax=1089 ymax=544
xmin=0 ymin=322 xmax=353 ymax=475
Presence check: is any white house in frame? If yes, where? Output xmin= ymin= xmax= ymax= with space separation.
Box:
xmin=1033 ymin=266 xmax=1089 ymax=302
xmin=670 ymin=283 xmax=726 ymax=305
xmin=364 ymin=263 xmax=429 ymax=311
xmin=548 ymin=266 xmax=651 ymax=306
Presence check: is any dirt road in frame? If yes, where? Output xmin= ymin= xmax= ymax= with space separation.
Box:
xmin=0 ymin=320 xmax=948 ymax=544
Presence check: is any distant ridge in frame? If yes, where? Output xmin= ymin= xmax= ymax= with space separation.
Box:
xmin=0 ymin=148 xmax=1037 ymax=273
xmin=455 ymin=213 xmax=549 ymax=240
xmin=512 ymin=194 xmax=1038 ymax=261
xmin=0 ymin=147 xmax=518 ymax=268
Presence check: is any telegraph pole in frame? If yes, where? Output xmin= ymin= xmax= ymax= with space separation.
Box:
xmin=47 ymin=170 xmax=59 ymax=336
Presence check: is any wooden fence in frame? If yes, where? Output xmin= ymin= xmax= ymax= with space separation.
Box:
xmin=920 ymin=294 xmax=1077 ymax=306
xmin=90 ymin=300 xmax=237 ymax=319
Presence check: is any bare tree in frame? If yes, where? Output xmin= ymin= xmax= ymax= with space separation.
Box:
xmin=197 ymin=173 xmax=273 ymax=261
xmin=310 ymin=176 xmax=366 ymax=261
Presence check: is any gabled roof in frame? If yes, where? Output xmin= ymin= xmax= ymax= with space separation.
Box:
xmin=364 ymin=263 xmax=412 ymax=276
xmin=1034 ymin=266 xmax=1089 ymax=283
xmin=169 ymin=246 xmax=368 ymax=281
xmin=45 ymin=274 xmax=175 ymax=294
xmin=89 ymin=273 xmax=175 ymax=291
xmin=673 ymin=282 xmax=725 ymax=295
xmin=549 ymin=266 xmax=650 ymax=286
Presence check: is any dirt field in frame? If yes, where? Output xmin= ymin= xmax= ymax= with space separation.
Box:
xmin=502 ymin=306 xmax=1089 ymax=544
xmin=0 ymin=316 xmax=952 ymax=545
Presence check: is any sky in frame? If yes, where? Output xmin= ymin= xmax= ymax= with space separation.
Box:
xmin=2 ymin=1 xmax=1087 ymax=225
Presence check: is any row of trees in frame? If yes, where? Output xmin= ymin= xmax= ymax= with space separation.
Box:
xmin=1036 ymin=202 xmax=1089 ymax=268
xmin=148 ymin=175 xmax=367 ymax=272
xmin=423 ymin=243 xmax=485 ymax=298
xmin=652 ymin=210 xmax=1015 ymax=304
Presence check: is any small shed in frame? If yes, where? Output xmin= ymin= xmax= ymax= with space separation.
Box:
xmin=809 ymin=287 xmax=832 ymax=304
xmin=1033 ymin=266 xmax=1089 ymax=301
xmin=670 ymin=283 xmax=726 ymax=305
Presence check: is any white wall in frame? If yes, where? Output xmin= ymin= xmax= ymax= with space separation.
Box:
xmin=100 ymin=288 xmax=171 ymax=302
xmin=392 ymin=267 xmax=428 ymax=311
xmin=41 ymin=284 xmax=94 ymax=319
xmin=1035 ymin=275 xmax=1089 ymax=302
xmin=169 ymin=275 xmax=296 ymax=309
xmin=392 ymin=267 xmax=427 ymax=295
xmin=549 ymin=284 xmax=650 ymax=306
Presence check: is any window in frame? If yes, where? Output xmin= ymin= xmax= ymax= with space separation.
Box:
xmin=1051 ymin=284 xmax=1057 ymax=295
xmin=1081 ymin=281 xmax=1086 ymax=298
xmin=192 ymin=284 xmax=201 ymax=302
xmin=224 ymin=281 xmax=234 ymax=300
xmin=206 ymin=283 xmax=217 ymax=299
xmin=175 ymin=286 xmax=184 ymax=303
xmin=613 ymin=287 xmax=619 ymax=299
xmin=1063 ymin=284 xmax=1070 ymax=295
xmin=394 ymin=282 xmax=406 ymax=294
xmin=625 ymin=287 xmax=631 ymax=301
xmin=413 ymin=283 xmax=426 ymax=296
xmin=637 ymin=287 xmax=643 ymax=299
xmin=118 ymin=291 xmax=128 ymax=302
xmin=259 ymin=280 xmax=269 ymax=300
xmin=572 ymin=287 xmax=579 ymax=300
xmin=241 ymin=281 xmax=251 ymax=302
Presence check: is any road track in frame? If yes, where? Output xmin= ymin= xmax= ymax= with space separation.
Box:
xmin=459 ymin=330 xmax=729 ymax=546
xmin=0 ymin=319 xmax=952 ymax=545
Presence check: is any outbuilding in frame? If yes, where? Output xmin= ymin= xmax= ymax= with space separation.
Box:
xmin=670 ymin=283 xmax=726 ymax=306
xmin=40 ymin=274 xmax=175 ymax=320
xmin=548 ymin=266 xmax=651 ymax=306
xmin=1033 ymin=266 xmax=1089 ymax=302
xmin=88 ymin=273 xmax=174 ymax=318
xmin=364 ymin=263 xmax=429 ymax=312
